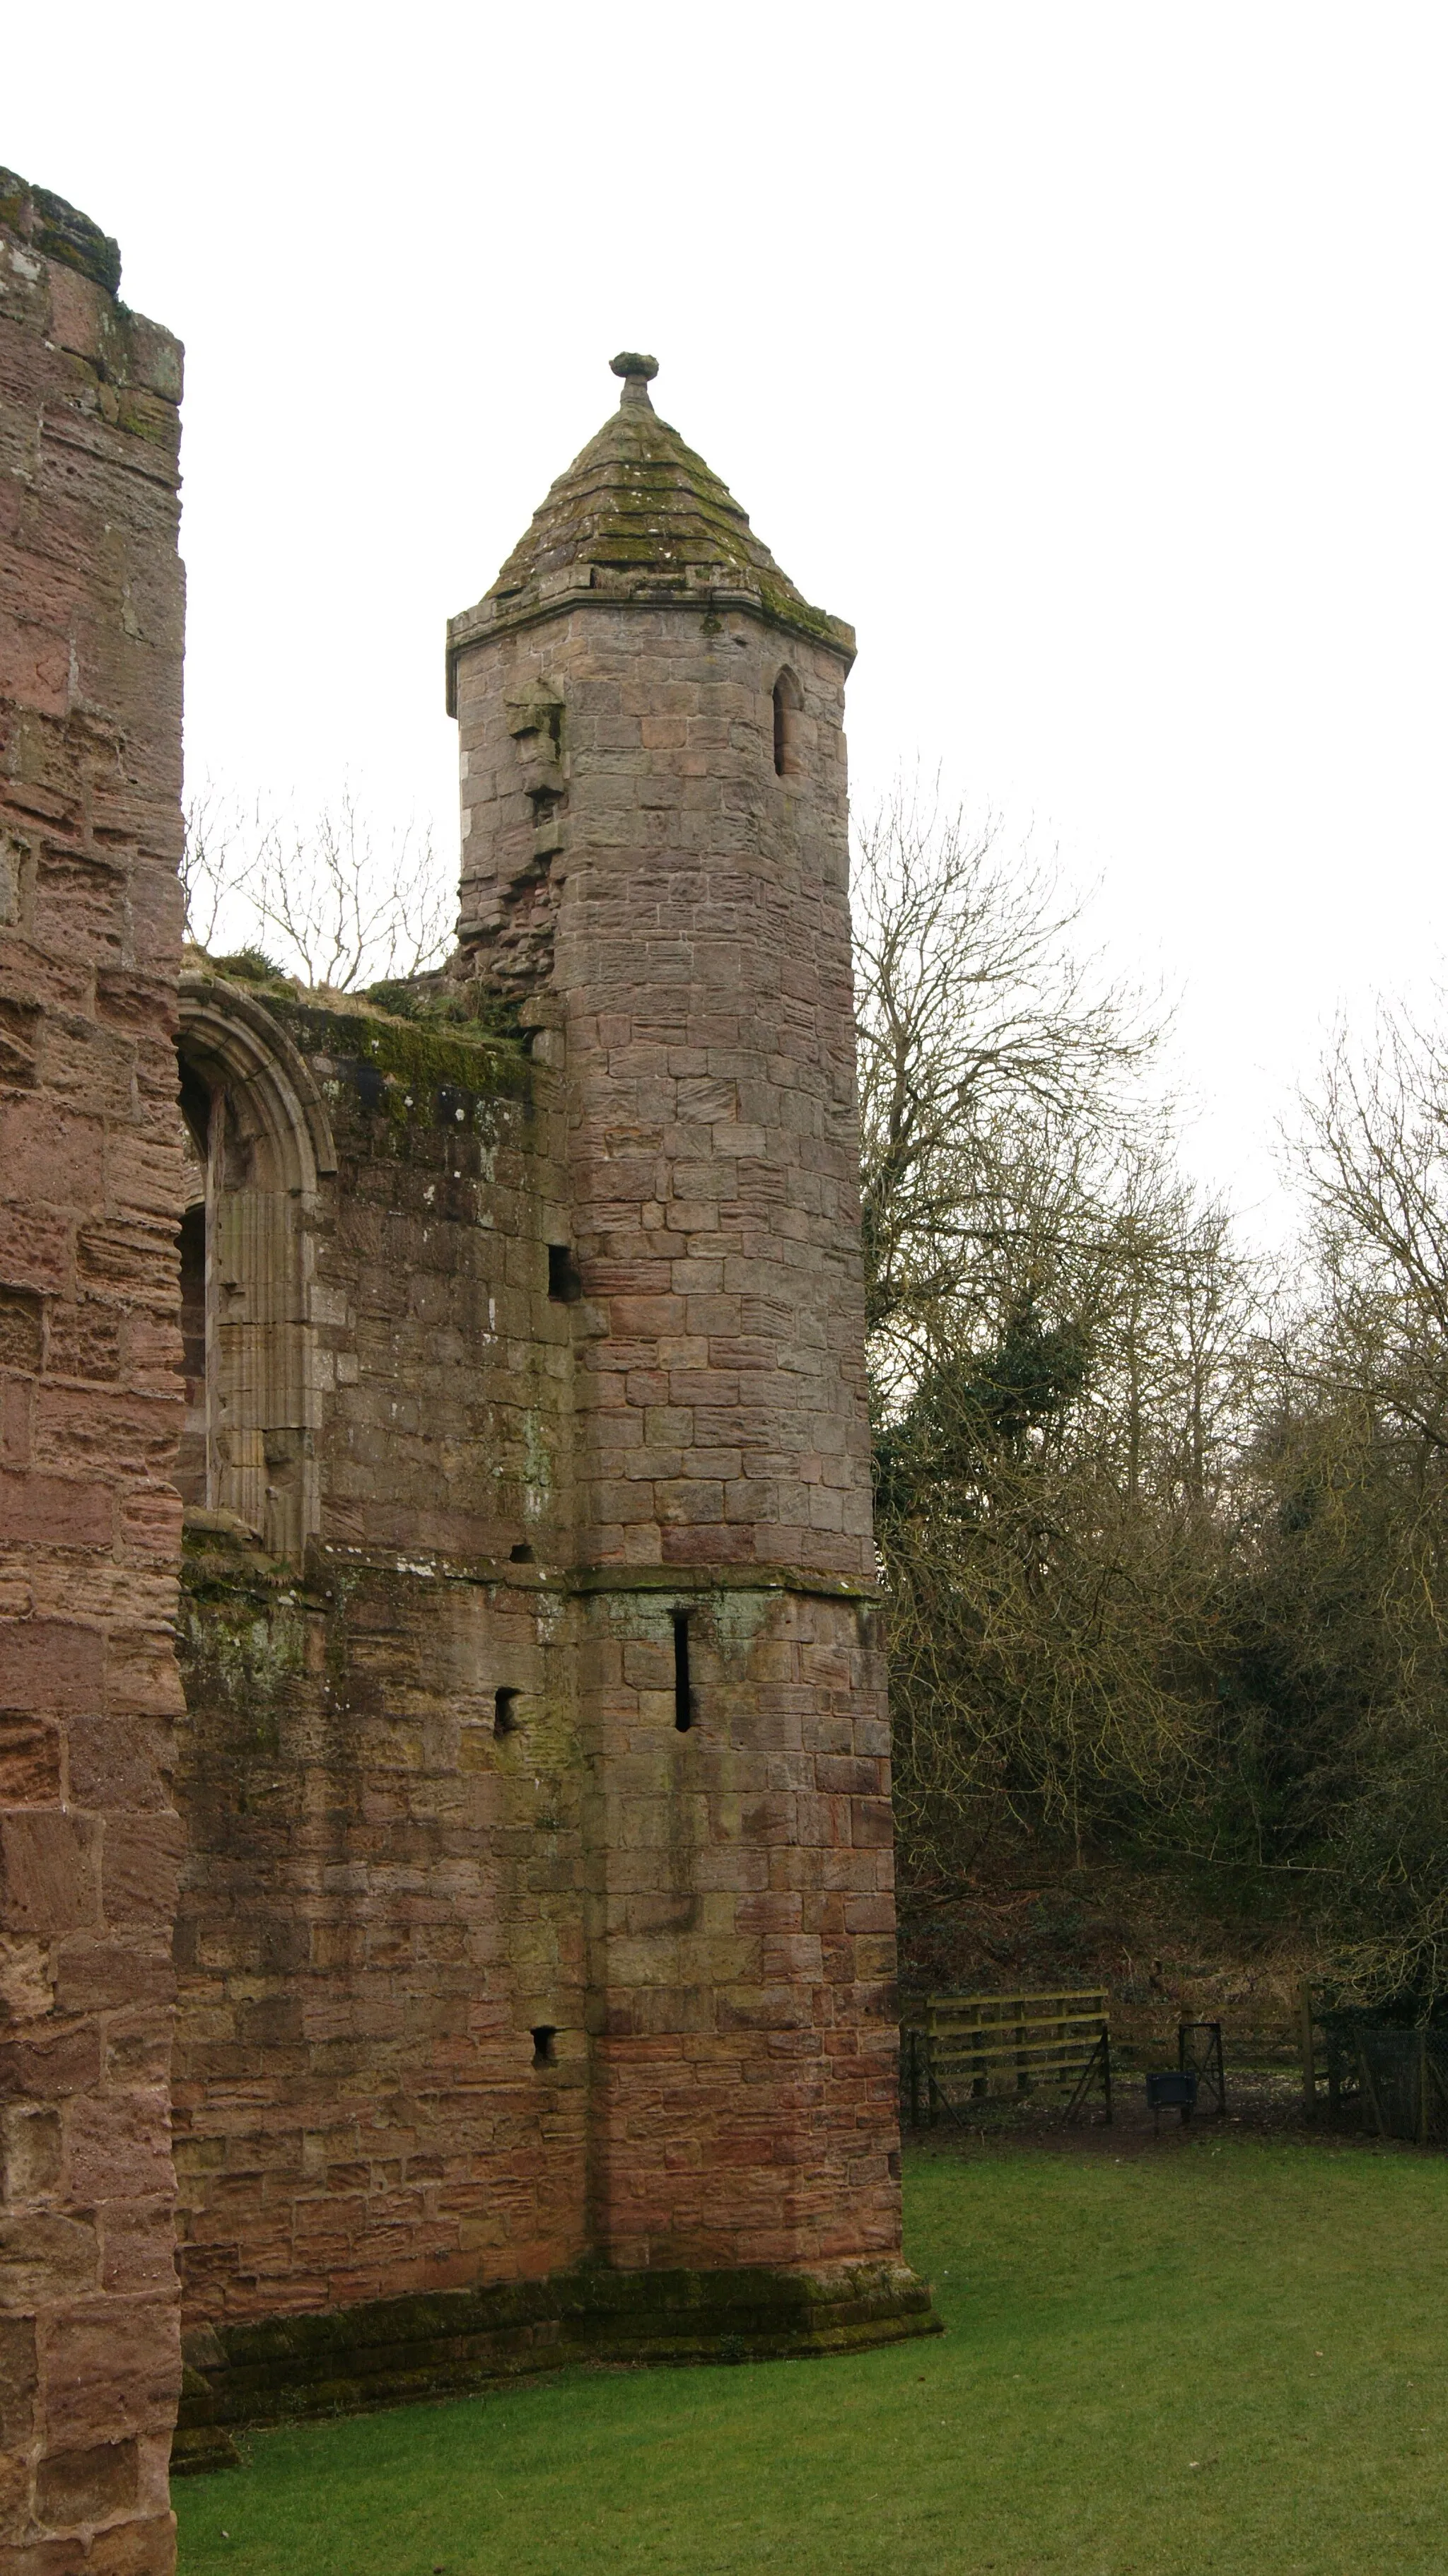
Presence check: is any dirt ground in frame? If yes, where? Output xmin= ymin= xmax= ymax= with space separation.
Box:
xmin=901 ymin=2059 xmax=1435 ymax=2160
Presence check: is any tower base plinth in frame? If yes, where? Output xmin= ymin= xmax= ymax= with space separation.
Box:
xmin=173 ymin=2257 xmax=942 ymax=2461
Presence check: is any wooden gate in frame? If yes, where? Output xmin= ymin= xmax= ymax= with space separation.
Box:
xmin=904 ymin=1988 xmax=1111 ymax=2126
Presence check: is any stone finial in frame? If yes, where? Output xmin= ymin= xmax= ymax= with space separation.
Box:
xmin=610 ymin=351 xmax=658 ymax=409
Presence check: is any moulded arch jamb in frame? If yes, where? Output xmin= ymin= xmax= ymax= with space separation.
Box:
xmin=177 ymin=975 xmax=337 ymax=1192
xmin=176 ymin=975 xmax=336 ymax=1560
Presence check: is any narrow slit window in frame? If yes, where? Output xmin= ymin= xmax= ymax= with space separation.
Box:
xmin=531 ymin=2025 xmax=557 ymax=2068
xmin=494 ymin=1687 xmax=521 ymax=1737
xmin=547 ymin=1242 xmax=580 ymax=1302
xmin=673 ymin=1610 xmax=694 ymax=1732
xmin=772 ymin=668 xmax=802 ymax=777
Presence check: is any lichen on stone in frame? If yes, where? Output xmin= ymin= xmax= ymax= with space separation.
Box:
xmin=198 ymin=968 xmax=533 ymax=1125
xmin=482 ymin=386 xmax=853 ymax=659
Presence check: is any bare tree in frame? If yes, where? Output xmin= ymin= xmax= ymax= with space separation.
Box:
xmin=853 ymin=784 xmax=1169 ymax=1402
xmin=1290 ymin=1001 xmax=1448 ymax=1448
xmin=855 ymin=790 xmax=1259 ymax=1890
xmin=877 ymin=1155 xmax=1256 ymax=1886
xmin=182 ymin=785 xmax=453 ymax=991
xmin=854 ymin=815 xmax=1448 ymax=1998
xmin=1221 ymin=1000 xmax=1448 ymax=2001
xmin=178 ymin=781 xmax=239 ymax=958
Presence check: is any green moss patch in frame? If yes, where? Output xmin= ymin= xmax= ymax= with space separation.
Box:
xmin=177 ymin=2138 xmax=1448 ymax=2574
xmin=176 ymin=2261 xmax=938 ymax=2442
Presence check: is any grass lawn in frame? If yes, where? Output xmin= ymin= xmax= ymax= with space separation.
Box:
xmin=175 ymin=2133 xmax=1448 ymax=2575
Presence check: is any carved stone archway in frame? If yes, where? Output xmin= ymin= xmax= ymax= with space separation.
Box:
xmin=177 ymin=975 xmax=337 ymax=1560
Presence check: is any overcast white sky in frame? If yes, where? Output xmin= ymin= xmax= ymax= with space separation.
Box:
xmin=8 ymin=3 xmax=1446 ymax=1238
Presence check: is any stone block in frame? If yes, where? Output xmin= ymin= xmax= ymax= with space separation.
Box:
xmin=33 ymin=2440 xmax=138 ymax=2528
xmin=86 ymin=2516 xmax=179 ymax=2576
xmin=103 ymin=1634 xmax=186 ymax=1723
xmin=0 ymin=2314 xmax=36 ymax=2447
xmin=45 ymin=1302 xmax=124 ymax=1387
xmin=0 ymin=1615 xmax=105 ymax=1716
xmin=0 ymin=1721 xmax=60 ymax=1806
xmin=100 ymin=1818 xmax=183 ymax=1928
xmin=52 ymin=1941 xmax=172 ymax=2015
xmin=64 ymin=1721 xmax=170 ymax=1814
xmin=32 ymin=1388 xmax=178 ymax=1478
xmin=850 ymin=1797 xmax=894 ymax=1849
xmin=0 ymin=2108 xmax=62 ymax=2205
xmin=64 ymin=2090 xmax=173 ymax=2204
xmin=0 ymin=1101 xmax=106 ymax=1211
xmin=0 ymin=1291 xmax=43 ymax=1374
xmin=0 ymin=2212 xmax=98 ymax=2311
xmin=42 ymin=2298 xmax=179 ymax=2447
xmin=0 ymin=1813 xmax=100 ymax=1931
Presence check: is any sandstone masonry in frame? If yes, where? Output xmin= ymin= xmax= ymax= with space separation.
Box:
xmin=3 ymin=182 xmax=935 ymax=2525
xmin=0 ymin=174 xmax=187 ymax=2574
xmin=171 ymin=362 xmax=935 ymax=2442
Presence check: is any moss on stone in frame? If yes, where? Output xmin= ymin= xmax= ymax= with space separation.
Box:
xmin=177 ymin=2259 xmax=941 ymax=2433
xmin=179 ymin=1542 xmax=310 ymax=1769
xmin=351 ymin=1014 xmax=527 ymax=1118
xmin=362 ymin=978 xmax=520 ymax=1040
xmin=208 ymin=948 xmax=287 ymax=985
xmin=188 ymin=969 xmax=533 ymax=1130
xmin=0 ymin=164 xmax=122 ymax=294
xmin=189 ymin=966 xmax=530 ymax=1128
xmin=480 ymin=387 xmax=853 ymax=660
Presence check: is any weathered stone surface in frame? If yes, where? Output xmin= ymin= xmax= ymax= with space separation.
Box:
xmin=168 ymin=356 xmax=928 ymax=2410
xmin=8 ymin=166 xmax=928 ymax=2476
xmin=171 ymin=1007 xmax=588 ymax=2322
xmin=0 ymin=170 xmax=183 ymax=2565
xmin=460 ymin=360 xmax=853 ymax=666
xmin=173 ymin=2253 xmax=938 ymax=2446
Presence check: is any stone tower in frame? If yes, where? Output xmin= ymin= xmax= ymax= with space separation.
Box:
xmin=446 ymin=355 xmax=909 ymax=2283
xmin=1 ymin=173 xmax=186 ymax=2570
xmin=5 ymin=161 xmax=933 ymax=2505
xmin=0 ymin=333 xmax=936 ymax=2462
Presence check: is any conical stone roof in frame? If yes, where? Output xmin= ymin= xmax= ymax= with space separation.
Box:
xmin=447 ymin=356 xmax=853 ymax=691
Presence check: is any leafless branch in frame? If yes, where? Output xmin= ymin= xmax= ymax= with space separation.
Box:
xmin=181 ymin=785 xmax=453 ymax=991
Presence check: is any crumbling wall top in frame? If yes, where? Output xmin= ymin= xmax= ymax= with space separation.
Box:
xmin=0 ymin=163 xmax=122 ymax=294
xmin=0 ymin=164 xmax=183 ymax=406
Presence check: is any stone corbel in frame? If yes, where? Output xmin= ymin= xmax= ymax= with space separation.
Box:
xmin=506 ymin=689 xmax=564 ymax=794
xmin=506 ymin=689 xmax=567 ymax=860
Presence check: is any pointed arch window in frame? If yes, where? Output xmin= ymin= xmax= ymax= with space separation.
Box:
xmin=175 ymin=977 xmax=335 ymax=1561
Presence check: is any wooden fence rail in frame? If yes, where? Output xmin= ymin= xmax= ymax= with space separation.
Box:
xmin=904 ymin=1988 xmax=1111 ymax=2126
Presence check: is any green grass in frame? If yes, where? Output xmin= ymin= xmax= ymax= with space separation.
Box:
xmin=176 ymin=2135 xmax=1448 ymax=2575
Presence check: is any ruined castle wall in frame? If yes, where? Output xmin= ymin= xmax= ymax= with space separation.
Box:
xmin=0 ymin=181 xmax=185 ymax=2572
xmin=453 ymin=601 xmax=903 ymax=2277
xmin=172 ymin=993 xmax=592 ymax=2327
xmin=293 ymin=995 xmax=576 ymax=1566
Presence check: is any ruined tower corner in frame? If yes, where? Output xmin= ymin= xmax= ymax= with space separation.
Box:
xmin=170 ymin=355 xmax=939 ymax=2438
xmin=438 ymin=352 xmax=941 ymax=2342
xmin=1 ymin=168 xmax=186 ymax=2576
